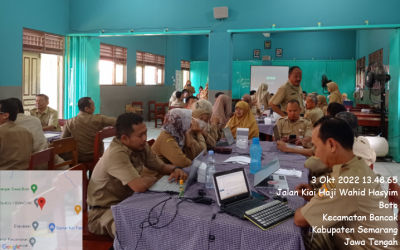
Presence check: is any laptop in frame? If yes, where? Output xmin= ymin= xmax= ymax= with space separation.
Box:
xmin=213 ymin=168 xmax=266 ymax=219
xmin=148 ymin=150 xmax=204 ymax=193
xmin=253 ymin=158 xmax=288 ymax=190
xmin=216 ymin=127 xmax=236 ymax=147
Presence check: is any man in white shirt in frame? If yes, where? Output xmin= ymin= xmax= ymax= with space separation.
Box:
xmin=9 ymin=98 xmax=65 ymax=169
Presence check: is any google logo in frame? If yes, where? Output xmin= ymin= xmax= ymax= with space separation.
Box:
xmin=1 ymin=245 xmax=21 ymax=249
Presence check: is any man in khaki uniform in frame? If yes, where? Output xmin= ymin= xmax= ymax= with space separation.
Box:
xmin=269 ymin=66 xmax=305 ymax=116
xmin=294 ymin=117 xmax=399 ymax=250
xmin=304 ymin=95 xmax=324 ymax=125
xmin=87 ymin=113 xmax=188 ymax=238
xmin=275 ymin=100 xmax=312 ymax=145
xmin=29 ymin=94 xmax=61 ymax=132
xmin=0 ymin=99 xmax=33 ymax=170
xmin=61 ymin=97 xmax=116 ymax=162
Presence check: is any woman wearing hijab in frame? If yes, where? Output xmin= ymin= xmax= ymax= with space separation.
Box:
xmin=184 ymin=80 xmax=195 ymax=96
xmin=190 ymin=99 xmax=213 ymax=116
xmin=141 ymin=109 xmax=203 ymax=179
xmin=327 ymin=82 xmax=343 ymax=104
xmin=210 ymin=94 xmax=231 ymax=128
xmin=169 ymin=91 xmax=185 ymax=108
xmin=342 ymin=93 xmax=348 ymax=101
xmin=200 ymin=83 xmax=209 ymax=100
xmin=242 ymin=94 xmax=257 ymax=115
xmin=191 ymin=108 xmax=219 ymax=149
xmin=226 ymin=101 xmax=259 ymax=139
xmin=255 ymin=83 xmax=270 ymax=114
xmin=317 ymin=95 xmax=328 ymax=115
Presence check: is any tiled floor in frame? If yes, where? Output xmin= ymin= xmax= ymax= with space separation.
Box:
xmin=103 ymin=121 xmax=161 ymax=150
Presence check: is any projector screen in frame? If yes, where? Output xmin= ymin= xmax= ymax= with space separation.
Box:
xmin=250 ymin=66 xmax=289 ymax=94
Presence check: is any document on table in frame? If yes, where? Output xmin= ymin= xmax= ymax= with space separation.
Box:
xmin=44 ymin=133 xmax=60 ymax=139
xmin=224 ymin=156 xmax=251 ymax=165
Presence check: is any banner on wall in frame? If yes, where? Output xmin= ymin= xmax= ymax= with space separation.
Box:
xmin=175 ymin=70 xmax=181 ymax=91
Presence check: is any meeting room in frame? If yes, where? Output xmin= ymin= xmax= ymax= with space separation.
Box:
xmin=1 ymin=1 xmax=400 ymax=250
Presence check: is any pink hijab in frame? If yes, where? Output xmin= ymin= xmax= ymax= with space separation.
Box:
xmin=211 ymin=94 xmax=231 ymax=126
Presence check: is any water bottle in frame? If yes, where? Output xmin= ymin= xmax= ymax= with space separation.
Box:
xmin=205 ymin=151 xmax=216 ymax=189
xmin=250 ymin=138 xmax=262 ymax=174
xmin=261 ymin=104 xmax=265 ymax=114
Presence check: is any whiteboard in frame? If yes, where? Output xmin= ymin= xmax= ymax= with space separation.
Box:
xmin=250 ymin=66 xmax=289 ymax=94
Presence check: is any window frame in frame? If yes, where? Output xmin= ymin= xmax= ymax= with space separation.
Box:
xmin=136 ymin=51 xmax=165 ymax=86
xmin=100 ymin=43 xmax=127 ymax=86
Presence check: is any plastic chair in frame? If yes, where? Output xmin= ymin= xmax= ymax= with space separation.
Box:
xmin=50 ymin=137 xmax=78 ymax=169
xmin=28 ymin=148 xmax=55 ymax=170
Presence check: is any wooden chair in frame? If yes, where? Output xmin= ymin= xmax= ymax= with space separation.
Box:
xmin=155 ymin=103 xmax=166 ymax=128
xmin=50 ymin=137 xmax=78 ymax=169
xmin=148 ymin=101 xmax=156 ymax=121
xmin=355 ymin=104 xmax=371 ymax=109
xmin=82 ymin=127 xmax=117 ymax=174
xmin=132 ymin=102 xmax=143 ymax=116
xmin=71 ymin=164 xmax=114 ymax=247
xmin=58 ymin=119 xmax=68 ymax=127
xmin=147 ymin=139 xmax=155 ymax=147
xmin=28 ymin=148 xmax=55 ymax=170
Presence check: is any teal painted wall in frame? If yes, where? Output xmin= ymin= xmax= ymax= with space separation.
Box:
xmin=86 ymin=38 xmax=101 ymax=114
xmin=389 ymin=29 xmax=400 ymax=162
xmin=99 ymin=36 xmax=191 ymax=86
xmin=356 ymin=29 xmax=394 ymax=65
xmin=0 ymin=0 xmax=70 ymax=87
xmin=191 ymin=60 xmax=356 ymax=99
xmin=190 ymin=61 xmax=209 ymax=93
xmin=193 ymin=31 xmax=357 ymax=61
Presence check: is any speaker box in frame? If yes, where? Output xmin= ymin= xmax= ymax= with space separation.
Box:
xmin=214 ymin=7 xmax=228 ymax=19
xmin=262 ymin=56 xmax=271 ymax=61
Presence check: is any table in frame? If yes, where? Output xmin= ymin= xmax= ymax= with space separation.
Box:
xmin=43 ymin=131 xmax=61 ymax=143
xmin=112 ymin=142 xmax=308 ymax=250
xmin=350 ymin=111 xmax=384 ymax=118
xmin=357 ymin=117 xmax=388 ymax=127
xmin=258 ymin=121 xmax=276 ymax=136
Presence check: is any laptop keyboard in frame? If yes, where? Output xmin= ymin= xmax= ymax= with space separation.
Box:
xmin=163 ymin=182 xmax=180 ymax=192
xmin=225 ymin=198 xmax=265 ymax=218
xmin=244 ymin=200 xmax=295 ymax=230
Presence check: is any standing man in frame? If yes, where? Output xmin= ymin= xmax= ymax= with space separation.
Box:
xmin=29 ymin=94 xmax=61 ymax=132
xmin=304 ymin=95 xmax=324 ymax=125
xmin=0 ymin=99 xmax=33 ymax=170
xmin=87 ymin=113 xmax=188 ymax=238
xmin=61 ymin=97 xmax=117 ymax=162
xmin=294 ymin=117 xmax=399 ymax=250
xmin=269 ymin=66 xmax=304 ymax=116
xmin=184 ymin=80 xmax=195 ymax=96
xmin=275 ymin=100 xmax=312 ymax=145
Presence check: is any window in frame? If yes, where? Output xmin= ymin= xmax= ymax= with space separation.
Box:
xmin=23 ymin=28 xmax=64 ymax=55
xmin=136 ymin=51 xmax=165 ymax=85
xmin=181 ymin=60 xmax=190 ymax=89
xmin=356 ymin=57 xmax=366 ymax=88
xmin=100 ymin=43 xmax=127 ymax=85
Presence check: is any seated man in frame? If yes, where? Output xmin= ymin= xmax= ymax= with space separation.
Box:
xmin=0 ymin=99 xmax=33 ymax=170
xmin=294 ymin=117 xmax=399 ymax=250
xmin=87 ymin=113 xmax=188 ymax=238
xmin=274 ymin=100 xmax=312 ymax=145
xmin=29 ymin=94 xmax=61 ymax=132
xmin=9 ymin=98 xmax=65 ymax=169
xmin=304 ymin=95 xmax=324 ymax=125
xmin=185 ymin=96 xmax=199 ymax=109
xmin=326 ymin=102 xmax=346 ymax=117
xmin=277 ymin=113 xmax=376 ymax=176
xmin=61 ymin=97 xmax=116 ymax=162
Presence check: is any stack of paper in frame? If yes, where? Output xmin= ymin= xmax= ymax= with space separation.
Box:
xmin=223 ymin=156 xmax=251 ymax=165
xmin=274 ymin=168 xmax=302 ymax=178
xmin=44 ymin=133 xmax=60 ymax=139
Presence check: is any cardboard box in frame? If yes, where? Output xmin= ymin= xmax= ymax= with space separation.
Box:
xmin=126 ymin=105 xmax=143 ymax=113
xmin=197 ymin=162 xmax=207 ymax=176
xmin=197 ymin=173 xmax=206 ymax=183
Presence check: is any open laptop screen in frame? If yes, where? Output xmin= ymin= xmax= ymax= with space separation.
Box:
xmin=214 ymin=168 xmax=250 ymax=206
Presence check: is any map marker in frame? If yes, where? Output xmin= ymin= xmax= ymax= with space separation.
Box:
xmin=32 ymin=221 xmax=39 ymax=231
xmin=75 ymin=205 xmax=81 ymax=215
xmin=31 ymin=184 xmax=37 ymax=194
xmin=49 ymin=223 xmax=55 ymax=233
xmin=29 ymin=237 xmax=36 ymax=247
xmin=38 ymin=197 xmax=46 ymax=210
xmin=34 ymin=198 xmax=39 ymax=208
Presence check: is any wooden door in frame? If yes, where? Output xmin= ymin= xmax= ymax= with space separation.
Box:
xmin=22 ymin=52 xmax=40 ymax=114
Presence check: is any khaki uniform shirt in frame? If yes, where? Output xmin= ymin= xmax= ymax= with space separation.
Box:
xmin=87 ymin=137 xmax=164 ymax=208
xmin=269 ymin=81 xmax=304 ymax=113
xmin=0 ymin=121 xmax=33 ymax=170
xmin=186 ymin=132 xmax=207 ymax=160
xmin=302 ymin=156 xmax=399 ymax=250
xmin=29 ymin=106 xmax=61 ymax=132
xmin=15 ymin=113 xmax=48 ymax=153
xmin=61 ymin=112 xmax=116 ymax=162
xmin=151 ymin=131 xmax=193 ymax=168
xmin=304 ymin=107 xmax=324 ymax=125
xmin=276 ymin=116 xmax=312 ymax=138
xmin=205 ymin=124 xmax=219 ymax=149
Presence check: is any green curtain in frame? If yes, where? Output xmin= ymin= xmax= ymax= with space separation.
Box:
xmin=64 ymin=36 xmax=100 ymax=119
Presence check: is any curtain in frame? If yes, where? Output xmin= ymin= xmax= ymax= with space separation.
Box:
xmin=64 ymin=37 xmax=100 ymax=119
